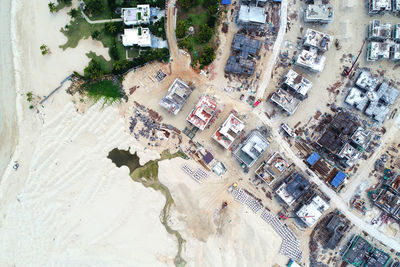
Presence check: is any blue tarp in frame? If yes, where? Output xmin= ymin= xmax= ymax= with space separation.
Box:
xmin=331 ymin=171 xmax=347 ymax=188
xmin=273 ymin=0 xmax=281 ymax=2
xmin=221 ymin=0 xmax=231 ymax=5
xmin=306 ymin=152 xmax=320 ymax=166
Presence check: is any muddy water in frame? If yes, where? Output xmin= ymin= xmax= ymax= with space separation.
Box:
xmin=108 ymin=148 xmax=187 ymax=266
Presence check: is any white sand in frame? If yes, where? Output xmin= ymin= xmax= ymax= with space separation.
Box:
xmin=158 ymin=158 xmax=285 ymax=267
xmin=0 ymin=0 xmax=175 ymax=265
xmin=0 ymin=0 xmax=292 ymax=265
xmin=0 ymin=0 xmax=18 ymax=178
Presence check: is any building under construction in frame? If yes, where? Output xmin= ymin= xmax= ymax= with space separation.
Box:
xmin=225 ymin=34 xmax=261 ymax=76
xmin=316 ymin=111 xmax=371 ymax=167
xmin=313 ymin=211 xmax=351 ymax=250
xmin=282 ymin=69 xmax=313 ymax=99
xmin=368 ymin=20 xmax=392 ymax=41
xmin=255 ymin=152 xmax=289 ymax=186
xmin=295 ymin=49 xmax=326 ymax=72
xmin=233 ymin=129 xmax=269 ymax=169
xmin=369 ymin=0 xmax=392 ymax=13
xmin=295 ymin=195 xmax=329 ymax=227
xmin=213 ymin=113 xmax=245 ymax=149
xmin=345 ymin=71 xmax=399 ymax=123
xmin=371 ymin=173 xmax=400 ymax=223
xmin=270 ymin=88 xmax=301 ymax=115
xmin=303 ymin=28 xmax=333 ymax=52
xmin=276 ymin=172 xmax=310 ymax=207
xmin=342 ymin=235 xmax=391 ymax=267
xmin=304 ymin=3 xmax=334 ymax=24
xmin=159 ymin=78 xmax=192 ymax=115
xmin=186 ymin=95 xmax=218 ymax=130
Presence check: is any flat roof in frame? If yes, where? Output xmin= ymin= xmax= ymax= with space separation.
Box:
xmin=296 ymin=195 xmax=329 ymax=227
xmin=233 ymin=130 xmax=269 ymax=168
xmin=122 ymin=28 xmax=151 ymax=47
xmin=186 ymin=96 xmax=217 ymax=130
xmin=213 ymin=113 xmax=245 ymax=149
xmin=276 ymin=172 xmax=310 ymax=206
xmin=304 ymin=4 xmax=334 ymax=23
xmin=369 ymin=0 xmax=392 ymax=12
xmin=351 ymin=127 xmax=371 ymax=148
xmin=238 ymin=5 xmax=266 ymax=24
xmin=355 ymin=71 xmax=379 ymax=91
xmin=295 ymin=49 xmax=326 ymax=72
xmin=368 ymin=20 xmax=392 ymax=40
xmin=303 ymin=28 xmax=333 ymax=52
xmin=122 ymin=5 xmax=150 ymax=25
xmin=343 ymin=236 xmax=372 ymax=266
xmin=270 ymin=88 xmax=301 ymax=115
xmin=367 ymin=41 xmax=391 ymax=61
xmin=159 ymin=78 xmax=192 ymax=115
xmin=345 ymin=87 xmax=369 ymax=111
xmin=283 ymin=69 xmax=313 ymax=96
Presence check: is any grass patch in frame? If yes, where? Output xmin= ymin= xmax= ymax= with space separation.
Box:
xmin=87 ymin=52 xmax=113 ymax=73
xmin=84 ymin=79 xmax=123 ymax=105
xmin=60 ymin=17 xmax=104 ymax=50
xmin=55 ymin=1 xmax=72 ymax=12
xmin=84 ymin=0 xmax=120 ymax=20
xmin=127 ymin=47 xmax=140 ymax=58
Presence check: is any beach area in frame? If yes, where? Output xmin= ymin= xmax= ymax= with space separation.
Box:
xmin=0 ymin=0 xmax=293 ymax=266
xmin=0 ymin=0 xmax=18 ymax=178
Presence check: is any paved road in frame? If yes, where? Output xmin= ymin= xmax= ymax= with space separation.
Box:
xmin=254 ymin=108 xmax=400 ymax=251
xmin=165 ymin=0 xmax=180 ymax=62
xmin=163 ymin=0 xmax=400 ymax=251
xmin=256 ymin=0 xmax=288 ymax=100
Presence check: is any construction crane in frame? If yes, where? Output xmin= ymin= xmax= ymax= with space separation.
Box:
xmin=342 ymin=40 xmax=366 ymax=77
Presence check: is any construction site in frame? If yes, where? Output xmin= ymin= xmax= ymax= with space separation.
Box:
xmin=92 ymin=0 xmax=400 ymax=263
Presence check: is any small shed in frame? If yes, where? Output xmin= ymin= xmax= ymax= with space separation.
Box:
xmin=331 ymin=171 xmax=347 ymax=188
xmin=221 ymin=0 xmax=231 ymax=5
xmin=306 ymin=152 xmax=321 ymax=166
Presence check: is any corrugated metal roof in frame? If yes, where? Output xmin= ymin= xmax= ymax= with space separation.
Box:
xmin=307 ymin=152 xmax=320 ymax=166
xmin=331 ymin=171 xmax=347 ymax=188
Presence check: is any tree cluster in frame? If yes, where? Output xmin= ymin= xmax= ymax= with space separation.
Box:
xmin=83 ymin=0 xmax=105 ymax=15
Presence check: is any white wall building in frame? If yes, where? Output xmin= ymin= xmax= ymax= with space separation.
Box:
xmin=296 ymin=195 xmax=329 ymax=227
xmin=122 ymin=5 xmax=151 ymax=26
xmin=295 ymin=49 xmax=326 ymax=72
xmin=122 ymin=27 xmax=151 ymax=47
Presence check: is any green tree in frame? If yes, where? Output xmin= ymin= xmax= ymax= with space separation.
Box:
xmin=197 ymin=24 xmax=213 ymax=43
xmin=177 ymin=0 xmax=196 ymax=9
xmin=58 ymin=0 xmax=72 ymax=4
xmin=84 ymin=0 xmax=105 ymax=15
xmin=84 ymin=59 xmax=104 ymax=80
xmin=105 ymin=23 xmax=117 ymax=34
xmin=48 ymin=2 xmax=56 ymax=13
xmin=175 ymin=20 xmax=187 ymax=39
xmin=40 ymin=44 xmax=50 ymax=55
xmin=26 ymin=92 xmax=33 ymax=102
xmin=178 ymin=37 xmax=193 ymax=51
xmin=68 ymin=8 xmax=80 ymax=19
xmin=113 ymin=59 xmax=130 ymax=71
xmin=91 ymin=30 xmax=100 ymax=40
xmin=199 ymin=45 xmax=215 ymax=65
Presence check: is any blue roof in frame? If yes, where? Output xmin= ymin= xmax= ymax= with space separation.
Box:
xmin=273 ymin=0 xmax=281 ymax=2
xmin=221 ymin=0 xmax=231 ymax=4
xmin=306 ymin=152 xmax=320 ymax=166
xmin=331 ymin=171 xmax=347 ymax=188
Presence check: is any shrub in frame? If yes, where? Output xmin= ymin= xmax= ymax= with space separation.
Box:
xmin=175 ymin=20 xmax=187 ymax=39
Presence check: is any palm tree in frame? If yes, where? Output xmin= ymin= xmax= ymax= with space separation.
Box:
xmin=48 ymin=2 xmax=56 ymax=13
xmin=40 ymin=44 xmax=50 ymax=55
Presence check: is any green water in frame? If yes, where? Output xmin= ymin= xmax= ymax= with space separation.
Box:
xmin=108 ymin=149 xmax=187 ymax=266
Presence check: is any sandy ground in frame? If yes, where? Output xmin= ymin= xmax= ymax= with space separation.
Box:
xmin=0 ymin=0 xmax=293 ymax=266
xmin=0 ymin=0 xmax=18 ymax=178
xmin=0 ymin=0 xmax=178 ymax=266
xmin=158 ymin=158 xmax=286 ymax=266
